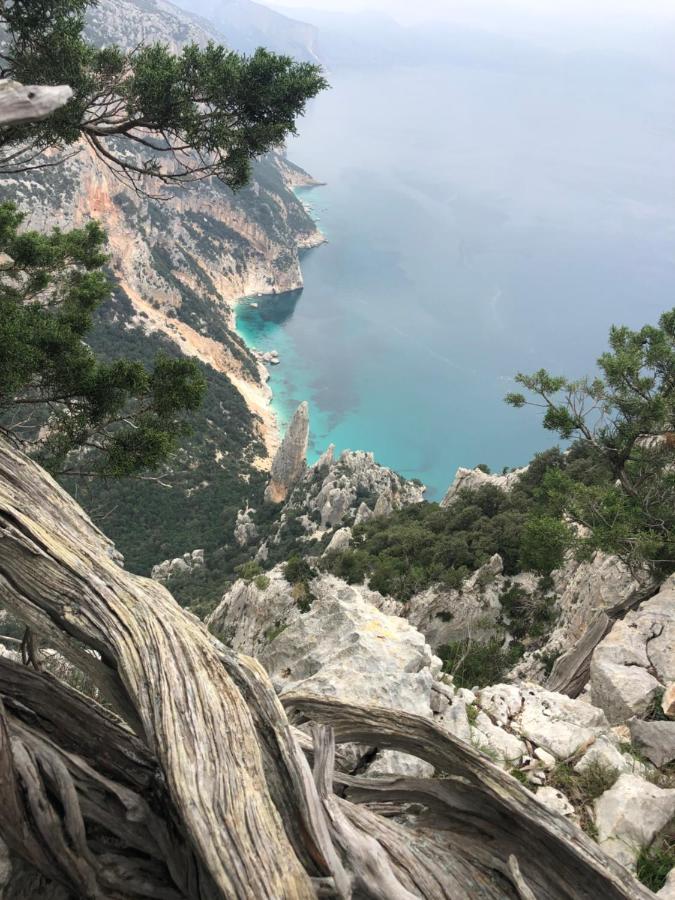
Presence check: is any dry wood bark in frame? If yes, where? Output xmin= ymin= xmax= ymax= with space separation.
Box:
xmin=0 ymin=81 xmax=73 ymax=126
xmin=0 ymin=440 xmax=659 ymax=899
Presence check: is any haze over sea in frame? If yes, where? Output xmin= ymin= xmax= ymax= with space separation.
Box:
xmin=236 ymin=19 xmax=675 ymax=499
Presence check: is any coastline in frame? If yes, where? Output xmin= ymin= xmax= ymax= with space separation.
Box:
xmin=232 ymin=179 xmax=326 ymax=468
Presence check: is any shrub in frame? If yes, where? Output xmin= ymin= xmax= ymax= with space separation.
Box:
xmin=438 ymin=637 xmax=523 ymax=689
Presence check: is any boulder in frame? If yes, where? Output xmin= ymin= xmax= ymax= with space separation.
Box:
xmin=234 ymin=507 xmax=258 ymax=547
xmin=590 ymin=658 xmax=662 ymax=725
xmin=471 ymin=710 xmax=527 ymax=768
xmin=589 ymin=579 xmax=675 ymax=723
xmin=261 ymin=577 xmax=441 ymax=716
xmin=536 ymin=786 xmax=575 ymax=818
xmin=264 ymin=401 xmax=309 ymax=503
xmin=150 ymin=548 xmax=204 ymax=582
xmin=629 ymin=719 xmax=675 ymax=768
xmin=258 ymin=575 xmax=443 ymax=778
xmin=594 ymin=773 xmax=675 ymax=870
xmin=515 ymin=684 xmax=609 ymax=759
xmin=323 ymin=527 xmax=352 ymax=556
xmin=477 ymin=683 xmax=523 ymax=727
xmin=574 ymin=736 xmax=633 ymax=776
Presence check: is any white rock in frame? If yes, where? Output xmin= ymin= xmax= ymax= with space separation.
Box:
xmin=629 ymin=719 xmax=675 ymax=768
xmin=574 ymin=736 xmax=631 ymax=775
xmin=534 ymin=747 xmax=557 ymax=770
xmin=456 ymin=688 xmax=476 ymax=705
xmin=324 ymin=527 xmax=352 ymax=555
xmin=536 ymin=786 xmax=575 ymax=817
xmin=590 ymin=658 xmax=662 ymax=725
xmin=366 ymin=749 xmax=434 ymax=779
xmin=438 ymin=698 xmax=472 ymax=744
xmin=478 ymin=683 xmax=523 ymax=726
xmin=515 ymin=684 xmax=609 ymax=759
xmin=471 ymin=711 xmax=527 ymax=768
xmin=261 ymin=577 xmax=439 ymax=718
xmin=590 ymin=580 xmax=675 ymax=724
xmin=440 ymin=465 xmax=525 ymax=507
xmin=594 ymin=773 xmax=675 ymax=870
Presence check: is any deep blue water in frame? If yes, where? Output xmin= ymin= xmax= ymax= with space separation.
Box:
xmin=236 ymin=57 xmax=675 ymax=499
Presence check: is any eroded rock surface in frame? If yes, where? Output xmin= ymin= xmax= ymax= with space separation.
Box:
xmin=264 ymin=402 xmax=309 ymax=503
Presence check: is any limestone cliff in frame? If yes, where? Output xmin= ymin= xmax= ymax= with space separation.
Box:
xmin=264 ymin=402 xmax=309 ymax=503
xmin=3 ymin=0 xmax=324 ymax=459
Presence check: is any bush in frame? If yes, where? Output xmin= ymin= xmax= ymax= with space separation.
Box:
xmin=284 ymin=555 xmax=315 ymax=585
xmin=438 ymin=637 xmax=523 ymax=689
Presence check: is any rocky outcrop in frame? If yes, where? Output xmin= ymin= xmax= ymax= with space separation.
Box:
xmin=398 ymin=554 xmax=539 ymax=651
xmin=590 ymin=577 xmax=675 ymax=724
xmin=440 ymin=465 xmax=525 ymax=507
xmin=289 ymin=448 xmax=424 ymax=531
xmin=264 ymin=402 xmax=309 ymax=503
xmin=234 ymin=507 xmax=258 ymax=548
xmin=150 ymin=548 xmax=204 ymax=582
xmin=4 ymin=0 xmax=323 ymax=462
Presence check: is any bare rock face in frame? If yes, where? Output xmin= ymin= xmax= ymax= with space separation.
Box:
xmin=590 ymin=578 xmax=675 ymax=724
xmin=628 ymin=719 xmax=675 ymax=768
xmin=206 ymin=565 xmax=300 ymax=656
xmin=440 ymin=465 xmax=525 ymax=507
xmin=260 ymin=577 xmax=442 ymax=716
xmin=234 ymin=506 xmax=258 ymax=548
xmin=401 ymin=554 xmax=539 ymax=651
xmin=594 ymin=773 xmax=675 ymax=870
xmin=264 ymin=402 xmax=309 ymax=503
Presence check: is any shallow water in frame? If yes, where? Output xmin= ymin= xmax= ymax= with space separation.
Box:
xmin=236 ymin=56 xmax=675 ymax=499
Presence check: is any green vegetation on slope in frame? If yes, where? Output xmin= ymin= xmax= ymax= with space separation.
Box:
xmin=323 ymin=444 xmax=609 ymax=602
xmin=63 ymin=289 xmax=267 ymax=586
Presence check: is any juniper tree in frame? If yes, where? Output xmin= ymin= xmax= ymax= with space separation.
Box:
xmin=0 ymin=0 xmax=327 ymax=193
xmin=506 ymin=309 xmax=675 ymax=575
xmin=0 ymin=201 xmax=206 ymax=475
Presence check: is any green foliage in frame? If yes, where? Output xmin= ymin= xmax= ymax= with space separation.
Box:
xmin=499 ymin=584 xmax=556 ymax=640
xmin=519 ymin=516 xmax=573 ymax=575
xmin=284 ymin=555 xmax=315 ymax=585
xmin=236 ymin=561 xmax=264 ymax=582
xmin=322 ymin=446 xmax=600 ymax=602
xmin=61 ymin=290 xmax=267 ymax=584
xmin=636 ymin=841 xmax=675 ymax=893
xmin=0 ymin=0 xmax=327 ymax=190
xmin=548 ymin=759 xmax=620 ymax=836
xmin=254 ymin=574 xmax=270 ymax=591
xmin=0 ymin=203 xmax=205 ymax=475
xmin=438 ymin=637 xmax=523 ymax=689
xmin=507 ymin=309 xmax=675 ymax=576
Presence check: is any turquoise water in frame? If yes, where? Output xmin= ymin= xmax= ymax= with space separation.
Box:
xmin=236 ymin=59 xmax=675 ymax=499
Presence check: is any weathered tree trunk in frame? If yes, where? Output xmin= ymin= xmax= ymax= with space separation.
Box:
xmin=0 ymin=440 xmax=657 ymax=899
xmin=0 ymin=81 xmax=73 ymax=126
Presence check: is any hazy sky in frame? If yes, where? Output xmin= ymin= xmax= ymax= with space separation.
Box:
xmin=267 ymin=0 xmax=675 ymax=28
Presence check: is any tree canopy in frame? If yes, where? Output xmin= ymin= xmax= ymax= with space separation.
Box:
xmin=0 ymin=201 xmax=206 ymax=476
xmin=0 ymin=0 xmax=327 ymax=193
xmin=506 ymin=309 xmax=675 ymax=575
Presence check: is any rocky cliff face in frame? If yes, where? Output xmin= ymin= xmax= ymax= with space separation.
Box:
xmin=264 ymin=402 xmax=310 ymax=503
xmin=4 ymin=0 xmax=324 ymax=459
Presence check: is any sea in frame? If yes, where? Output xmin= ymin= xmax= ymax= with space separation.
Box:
xmin=236 ymin=50 xmax=675 ymax=499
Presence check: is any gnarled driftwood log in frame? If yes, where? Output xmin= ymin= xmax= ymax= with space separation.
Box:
xmin=0 ymin=440 xmax=657 ymax=899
